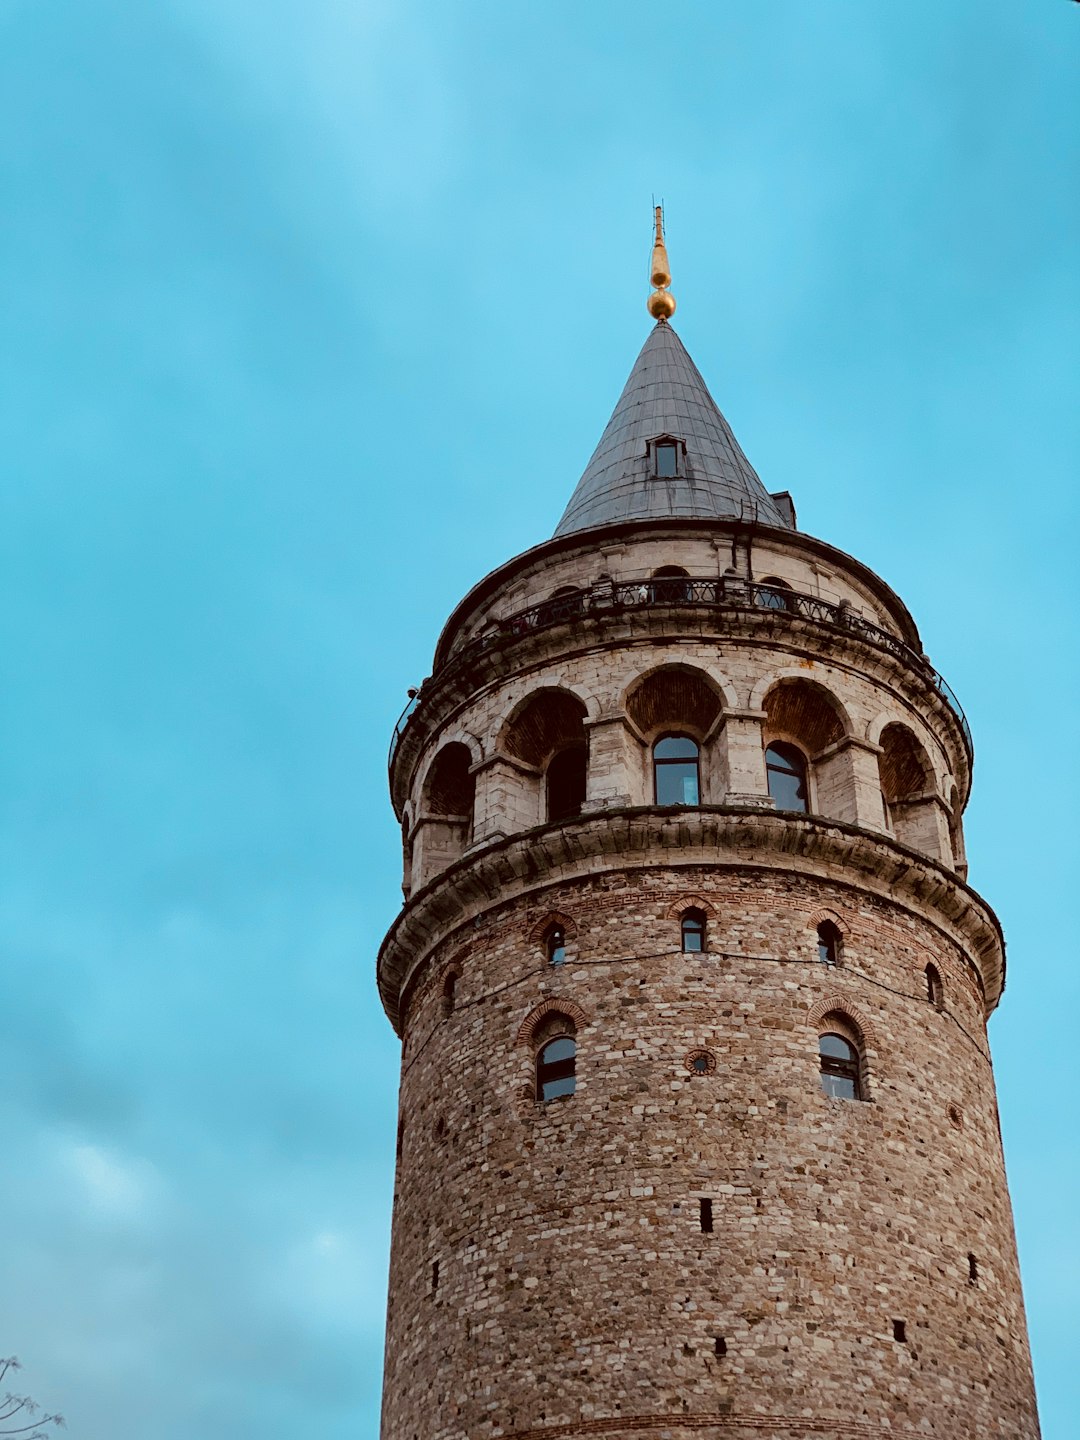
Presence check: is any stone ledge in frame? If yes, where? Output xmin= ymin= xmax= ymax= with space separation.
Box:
xmin=376 ymin=807 xmax=1004 ymax=1034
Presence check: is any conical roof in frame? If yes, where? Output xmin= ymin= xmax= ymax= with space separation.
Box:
xmin=554 ymin=321 xmax=790 ymax=537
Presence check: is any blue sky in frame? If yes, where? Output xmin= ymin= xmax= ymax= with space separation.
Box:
xmin=1 ymin=3 xmax=1076 ymax=1436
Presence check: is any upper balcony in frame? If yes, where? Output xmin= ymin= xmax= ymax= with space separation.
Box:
xmin=389 ymin=575 xmax=972 ymax=783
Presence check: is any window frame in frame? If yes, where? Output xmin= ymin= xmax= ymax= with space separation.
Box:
xmin=536 ymin=1034 xmax=577 ymax=1102
xmin=653 ymin=732 xmax=701 ymax=806
xmin=765 ymin=740 xmax=810 ymax=813
xmin=818 ymin=1031 xmax=862 ymax=1101
xmin=681 ymin=908 xmax=707 ymax=953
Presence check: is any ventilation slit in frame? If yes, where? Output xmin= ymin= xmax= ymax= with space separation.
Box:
xmin=431 ymin=1259 xmax=440 ymax=1294
xmin=699 ymin=1198 xmax=714 ymax=1234
xmin=968 ymin=1252 xmax=979 ymax=1283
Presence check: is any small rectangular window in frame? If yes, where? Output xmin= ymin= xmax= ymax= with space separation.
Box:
xmin=655 ymin=442 xmax=678 ymax=478
xmin=892 ymin=1318 xmax=906 ymax=1343
xmin=699 ymin=1197 xmax=714 ymax=1234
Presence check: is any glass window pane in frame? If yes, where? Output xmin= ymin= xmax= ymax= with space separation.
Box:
xmin=819 ymin=1034 xmax=855 ymax=1061
xmin=820 ymin=1071 xmax=857 ymax=1101
xmin=541 ymin=1036 xmax=576 ymax=1064
xmin=656 ymin=760 xmax=699 ymax=805
xmin=766 ymin=744 xmax=808 ymax=812
xmin=656 ymin=443 xmax=678 ymax=477
xmin=655 ymin=736 xmax=699 ymax=760
xmin=541 ymin=1073 xmax=577 ymax=1101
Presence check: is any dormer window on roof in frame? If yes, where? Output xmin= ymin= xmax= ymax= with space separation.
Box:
xmin=650 ymin=435 xmax=684 ymax=479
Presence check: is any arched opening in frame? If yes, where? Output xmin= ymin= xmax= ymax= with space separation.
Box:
xmin=925 ymin=963 xmax=944 ymax=1009
xmin=545 ymin=924 xmax=567 ymax=967
xmin=765 ymin=741 xmax=809 ymax=812
xmin=762 ymin=679 xmax=847 ymax=818
xmin=654 ymin=735 xmax=700 ymax=805
xmin=681 ymin=907 xmax=707 ymax=952
xmin=500 ymin=689 xmax=589 ymax=827
xmin=414 ymin=743 xmax=476 ymax=883
xmin=626 ymin=666 xmax=723 ymax=806
xmin=535 ymin=1026 xmax=577 ymax=1102
xmin=423 ymin=742 xmax=475 ymax=822
xmin=816 ymin=1012 xmax=867 ymax=1102
xmin=817 ymin=920 xmax=842 ymax=967
xmin=755 ymin=575 xmax=795 ymax=611
xmin=878 ymin=723 xmax=936 ymax=853
xmin=650 ymin=565 xmax=693 ymax=604
xmin=441 ymin=969 xmax=459 ymax=1016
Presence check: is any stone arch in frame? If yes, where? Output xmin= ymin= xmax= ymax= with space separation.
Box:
xmin=499 ymin=687 xmax=589 ymax=767
xmin=760 ymin=676 xmax=849 ymax=753
xmin=516 ymin=997 xmax=591 ymax=1048
xmin=440 ymin=962 xmax=462 ymax=1017
xmin=624 ymin=662 xmax=734 ymax=735
xmin=412 ymin=741 xmax=476 ymax=886
xmin=421 ymin=741 xmax=476 ymax=818
xmin=498 ymin=688 xmax=589 ymax=826
xmin=877 ymin=722 xmax=947 ymax=858
xmin=400 ymin=805 xmax=414 ymax=896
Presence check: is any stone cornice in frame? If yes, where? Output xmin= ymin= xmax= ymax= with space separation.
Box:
xmin=376 ymin=806 xmax=1004 ymax=1033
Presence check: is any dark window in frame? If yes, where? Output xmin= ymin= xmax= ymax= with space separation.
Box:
xmin=968 ymin=1253 xmax=978 ymax=1284
xmin=892 ymin=1319 xmax=906 ymax=1343
xmin=926 ymin=964 xmax=944 ymax=1008
xmin=681 ymin=908 xmax=706 ymax=953
xmin=655 ymin=442 xmax=678 ymax=477
xmin=431 ymin=1259 xmax=440 ymax=1294
xmin=546 ymin=743 xmax=587 ymax=822
xmin=546 ymin=926 xmax=566 ymax=966
xmin=765 ymin=741 xmax=808 ymax=812
xmin=714 ymin=1336 xmax=727 ymax=1356
xmin=442 ymin=970 xmax=457 ymax=1015
xmin=536 ymin=1035 xmax=576 ymax=1101
xmin=654 ymin=734 xmax=700 ymax=805
xmin=691 ymin=1054 xmax=710 ymax=1074
xmin=395 ymin=1118 xmax=404 ymax=1161
xmin=819 ymin=1032 xmax=861 ymax=1100
xmin=650 ymin=565 xmax=692 ymax=604
xmin=699 ymin=1197 xmax=714 ymax=1233
xmin=817 ymin=921 xmax=842 ymax=967
xmin=756 ymin=575 xmax=794 ymax=611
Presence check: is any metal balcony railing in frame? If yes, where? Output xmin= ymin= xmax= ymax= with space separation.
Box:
xmin=389 ymin=577 xmax=972 ymax=776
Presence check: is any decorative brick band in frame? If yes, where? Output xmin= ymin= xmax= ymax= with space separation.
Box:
xmin=806 ymin=993 xmax=877 ymax=1048
xmin=516 ymin=997 xmax=591 ymax=1047
xmin=505 ymin=1413 xmax=910 ymax=1439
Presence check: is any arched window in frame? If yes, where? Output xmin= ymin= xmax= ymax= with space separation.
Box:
xmin=817 ymin=921 xmax=842 ymax=967
xmin=654 ymin=735 xmax=700 ymax=805
xmin=546 ymin=743 xmax=587 ymax=822
xmin=756 ymin=575 xmax=794 ymax=611
xmin=681 ymin=908 xmax=706 ymax=953
xmin=546 ymin=925 xmax=567 ymax=967
xmin=441 ymin=970 xmax=458 ymax=1016
xmin=536 ymin=1035 xmax=576 ymax=1101
xmin=925 ymin=963 xmax=944 ymax=1009
xmin=650 ymin=566 xmax=692 ymax=604
xmin=819 ymin=1033 xmax=861 ymax=1101
xmin=765 ymin=741 xmax=808 ymax=812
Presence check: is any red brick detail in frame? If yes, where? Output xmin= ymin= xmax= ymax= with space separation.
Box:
xmin=664 ymin=893 xmax=717 ymax=920
xmin=807 ymin=993 xmax=877 ymax=1048
xmin=516 ymin=997 xmax=590 ymax=1047
xmin=807 ymin=905 xmax=845 ymax=934
xmin=528 ymin=909 xmax=578 ymax=943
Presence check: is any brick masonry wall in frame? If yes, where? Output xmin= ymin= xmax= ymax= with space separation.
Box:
xmin=380 ymin=863 xmax=1039 ymax=1440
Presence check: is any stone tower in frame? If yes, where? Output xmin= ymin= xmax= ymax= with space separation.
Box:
xmin=377 ymin=223 xmax=1041 ymax=1440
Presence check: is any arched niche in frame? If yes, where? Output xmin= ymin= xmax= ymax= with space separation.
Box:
xmin=624 ymin=665 xmax=725 ymax=805
xmin=412 ymin=741 xmax=477 ymax=888
xmin=878 ymin=723 xmax=950 ymax=862
xmin=761 ymin=677 xmax=852 ymax=821
xmin=498 ymin=688 xmax=589 ymax=827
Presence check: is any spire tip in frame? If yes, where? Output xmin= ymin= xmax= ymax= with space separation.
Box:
xmin=647 ymin=204 xmax=676 ymax=319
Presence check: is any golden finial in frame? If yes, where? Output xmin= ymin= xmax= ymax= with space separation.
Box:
xmin=647 ymin=204 xmax=676 ymax=320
